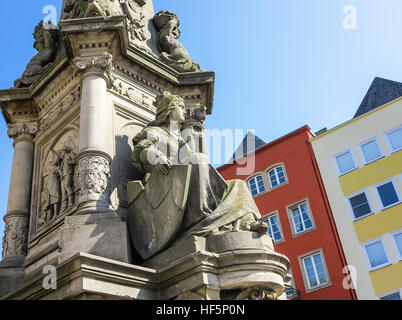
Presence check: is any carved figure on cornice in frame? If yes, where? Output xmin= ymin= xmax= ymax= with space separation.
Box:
xmin=63 ymin=0 xmax=122 ymax=19
xmin=58 ymin=146 xmax=77 ymax=210
xmin=153 ymin=11 xmax=201 ymax=73
xmin=63 ymin=0 xmax=86 ymax=19
xmin=15 ymin=21 xmax=59 ymax=88
xmin=120 ymin=0 xmax=147 ymax=42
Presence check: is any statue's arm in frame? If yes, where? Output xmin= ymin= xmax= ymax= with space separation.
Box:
xmin=131 ymin=129 xmax=171 ymax=175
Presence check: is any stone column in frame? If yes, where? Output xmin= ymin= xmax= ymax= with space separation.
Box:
xmin=73 ymin=54 xmax=114 ymax=214
xmin=1 ymin=122 xmax=37 ymax=268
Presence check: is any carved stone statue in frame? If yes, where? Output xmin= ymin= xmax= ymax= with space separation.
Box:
xmin=127 ymin=92 xmax=267 ymax=260
xmin=58 ymin=146 xmax=77 ymax=211
xmin=38 ymin=145 xmax=78 ymax=227
xmin=15 ymin=21 xmax=59 ymax=88
xmin=62 ymin=0 xmax=122 ymax=19
xmin=153 ymin=11 xmax=201 ymax=73
xmin=120 ymin=0 xmax=147 ymax=42
xmin=39 ymin=151 xmax=62 ymax=226
xmin=62 ymin=0 xmax=86 ymax=19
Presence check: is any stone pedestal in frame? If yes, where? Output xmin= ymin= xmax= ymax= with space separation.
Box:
xmin=145 ymin=232 xmax=290 ymax=300
xmin=58 ymin=213 xmax=131 ymax=264
xmin=3 ymin=232 xmax=289 ymax=300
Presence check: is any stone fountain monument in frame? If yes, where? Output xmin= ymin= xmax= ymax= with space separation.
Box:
xmin=0 ymin=0 xmax=290 ymax=300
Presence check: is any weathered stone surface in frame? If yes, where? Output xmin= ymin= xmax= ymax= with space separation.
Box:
xmin=149 ymin=232 xmax=290 ymax=300
xmin=58 ymin=213 xmax=132 ymax=264
xmin=3 ymin=253 xmax=158 ymax=300
xmin=0 ymin=267 xmax=25 ymax=299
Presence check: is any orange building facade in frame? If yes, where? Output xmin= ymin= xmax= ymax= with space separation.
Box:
xmin=218 ymin=126 xmax=356 ymax=300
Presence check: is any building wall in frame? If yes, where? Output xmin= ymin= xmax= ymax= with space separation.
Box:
xmin=311 ymin=97 xmax=402 ymax=299
xmin=218 ymin=126 xmax=355 ymax=300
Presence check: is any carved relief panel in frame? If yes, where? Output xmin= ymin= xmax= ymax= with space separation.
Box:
xmin=37 ymin=128 xmax=79 ymax=230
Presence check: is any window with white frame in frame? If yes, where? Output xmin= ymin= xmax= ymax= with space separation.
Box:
xmin=264 ymin=213 xmax=283 ymax=243
xmin=385 ymin=125 xmax=402 ymax=153
xmin=362 ymin=238 xmax=391 ymax=271
xmin=248 ymin=175 xmax=265 ymax=197
xmin=334 ymin=150 xmax=357 ymax=175
xmin=374 ymin=178 xmax=401 ymax=210
xmin=289 ymin=201 xmax=314 ymax=235
xmin=268 ymin=166 xmax=287 ymax=189
xmin=301 ymin=251 xmax=329 ymax=290
xmin=391 ymin=230 xmax=402 ymax=261
xmin=347 ymin=190 xmax=373 ymax=220
xmin=358 ymin=138 xmax=384 ymax=164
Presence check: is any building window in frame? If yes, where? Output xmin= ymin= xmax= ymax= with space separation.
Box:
xmin=362 ymin=238 xmax=391 ymax=271
xmin=248 ymin=175 xmax=265 ymax=196
xmin=268 ymin=166 xmax=287 ymax=189
xmin=385 ymin=125 xmax=402 ymax=153
xmin=358 ymin=138 xmax=383 ymax=164
xmin=334 ymin=150 xmax=357 ymax=175
xmin=289 ymin=201 xmax=314 ymax=235
xmin=374 ymin=178 xmax=400 ymax=210
xmin=380 ymin=290 xmax=402 ymax=300
xmin=300 ymin=251 xmax=329 ymax=291
xmin=264 ymin=213 xmax=283 ymax=243
xmin=347 ymin=190 xmax=373 ymax=220
xmin=391 ymin=230 xmax=402 ymax=261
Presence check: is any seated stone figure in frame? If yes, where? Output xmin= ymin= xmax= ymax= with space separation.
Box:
xmin=127 ymin=92 xmax=267 ymax=260
xmin=15 ymin=21 xmax=59 ymax=88
xmin=153 ymin=11 xmax=201 ymax=73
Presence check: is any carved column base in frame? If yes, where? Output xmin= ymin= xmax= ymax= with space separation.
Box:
xmin=75 ymin=152 xmax=113 ymax=215
xmin=1 ymin=213 xmax=28 ymax=268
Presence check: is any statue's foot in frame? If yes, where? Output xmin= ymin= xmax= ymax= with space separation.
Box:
xmin=249 ymin=221 xmax=268 ymax=235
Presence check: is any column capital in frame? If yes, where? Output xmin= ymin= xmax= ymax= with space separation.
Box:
xmin=72 ymin=54 xmax=114 ymax=88
xmin=7 ymin=122 xmax=38 ymax=142
xmin=183 ymin=105 xmax=207 ymax=131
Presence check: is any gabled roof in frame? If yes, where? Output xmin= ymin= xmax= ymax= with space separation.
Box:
xmin=232 ymin=131 xmax=266 ymax=160
xmin=354 ymin=77 xmax=402 ymax=118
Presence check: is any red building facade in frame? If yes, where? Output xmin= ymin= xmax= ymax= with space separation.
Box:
xmin=218 ymin=126 xmax=356 ymax=300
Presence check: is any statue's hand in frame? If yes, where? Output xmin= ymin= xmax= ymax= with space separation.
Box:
xmin=154 ymin=154 xmax=171 ymax=176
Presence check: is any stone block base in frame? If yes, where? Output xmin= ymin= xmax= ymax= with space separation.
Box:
xmin=2 ymin=231 xmax=290 ymax=300
xmin=58 ymin=213 xmax=132 ymax=264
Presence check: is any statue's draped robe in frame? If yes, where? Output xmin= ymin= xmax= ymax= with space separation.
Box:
xmin=132 ymin=125 xmax=262 ymax=244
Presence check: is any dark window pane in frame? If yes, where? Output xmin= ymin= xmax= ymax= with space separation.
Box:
xmin=377 ymin=182 xmax=399 ymax=208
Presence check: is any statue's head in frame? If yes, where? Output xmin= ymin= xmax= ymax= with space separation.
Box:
xmin=153 ymin=11 xmax=180 ymax=34
xmin=33 ymin=21 xmax=58 ymax=51
xmin=152 ymin=91 xmax=186 ymax=126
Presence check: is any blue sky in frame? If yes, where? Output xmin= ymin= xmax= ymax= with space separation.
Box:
xmin=1 ymin=0 xmax=402 ymax=254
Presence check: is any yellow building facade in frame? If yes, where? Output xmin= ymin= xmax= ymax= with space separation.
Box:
xmin=311 ymin=97 xmax=402 ymax=300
